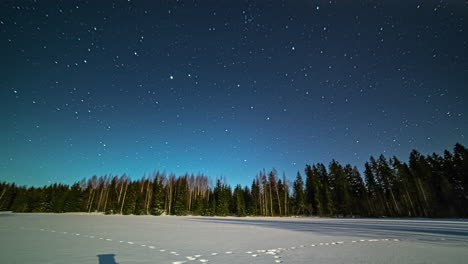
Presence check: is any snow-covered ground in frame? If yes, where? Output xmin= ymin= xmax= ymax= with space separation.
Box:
xmin=1 ymin=212 xmax=467 ymax=263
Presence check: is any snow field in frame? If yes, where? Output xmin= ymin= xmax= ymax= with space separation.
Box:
xmin=1 ymin=213 xmax=468 ymax=263
xmin=13 ymin=223 xmax=405 ymax=263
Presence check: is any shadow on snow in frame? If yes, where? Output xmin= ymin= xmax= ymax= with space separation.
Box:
xmin=97 ymin=254 xmax=118 ymax=264
xmin=189 ymin=217 xmax=468 ymax=244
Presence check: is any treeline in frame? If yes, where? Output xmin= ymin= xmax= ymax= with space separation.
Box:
xmin=0 ymin=144 xmax=467 ymax=218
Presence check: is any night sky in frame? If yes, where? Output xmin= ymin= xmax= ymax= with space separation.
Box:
xmin=1 ymin=0 xmax=467 ymax=187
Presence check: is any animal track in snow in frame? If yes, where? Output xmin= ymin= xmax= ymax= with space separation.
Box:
xmin=28 ymin=227 xmax=402 ymax=264
xmin=28 ymin=227 xmax=211 ymax=262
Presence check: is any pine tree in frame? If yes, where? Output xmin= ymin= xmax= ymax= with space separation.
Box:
xmin=344 ymin=165 xmax=367 ymax=216
xmin=64 ymin=183 xmax=83 ymax=212
xmin=316 ymin=163 xmax=334 ymax=216
xmin=213 ymin=179 xmax=231 ymax=216
xmin=376 ymin=155 xmax=400 ymax=216
xmin=233 ymin=185 xmax=246 ymax=216
xmin=364 ymin=161 xmax=380 ymax=216
xmin=329 ymin=160 xmax=351 ymax=216
xmin=0 ymin=183 xmax=17 ymax=211
xmin=427 ymin=153 xmax=454 ymax=217
xmin=243 ymin=186 xmax=254 ymax=215
xmin=268 ymin=169 xmax=282 ymax=216
xmin=391 ymin=158 xmax=417 ymax=216
xmin=151 ymin=174 xmax=166 ymax=215
xmin=409 ymin=150 xmax=433 ymax=217
xmin=305 ymin=165 xmax=321 ymax=216
xmin=173 ymin=176 xmax=188 ymax=215
xmin=292 ymin=172 xmax=305 ymax=215
xmin=452 ymin=143 xmax=468 ymax=217
xmin=250 ymin=179 xmax=260 ymax=216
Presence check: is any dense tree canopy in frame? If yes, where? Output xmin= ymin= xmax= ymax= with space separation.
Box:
xmin=1 ymin=144 xmax=467 ymax=218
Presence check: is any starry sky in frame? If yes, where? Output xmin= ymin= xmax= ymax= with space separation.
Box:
xmin=1 ymin=0 xmax=467 ymax=187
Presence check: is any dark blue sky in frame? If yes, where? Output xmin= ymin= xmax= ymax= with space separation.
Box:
xmin=1 ymin=0 xmax=467 ymax=187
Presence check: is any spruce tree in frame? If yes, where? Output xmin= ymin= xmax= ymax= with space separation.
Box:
xmin=305 ymin=165 xmax=322 ymax=216
xmin=173 ymin=177 xmax=188 ymax=215
xmin=233 ymin=185 xmax=246 ymax=216
xmin=316 ymin=163 xmax=334 ymax=216
xmin=329 ymin=160 xmax=351 ymax=216
xmin=151 ymin=175 xmax=165 ymax=215
xmin=292 ymin=172 xmax=305 ymax=215
xmin=345 ymin=165 xmax=367 ymax=216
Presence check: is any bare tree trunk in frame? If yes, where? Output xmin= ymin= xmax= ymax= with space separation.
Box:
xmin=275 ymin=182 xmax=282 ymax=216
xmin=283 ymin=174 xmax=288 ymax=216
xmin=366 ymin=196 xmax=375 ymax=216
xmin=145 ymin=180 xmax=152 ymax=215
xmin=88 ymin=190 xmax=95 ymax=213
xmin=147 ymin=188 xmax=152 ymax=215
xmin=86 ymin=188 xmax=93 ymax=211
xmin=390 ymin=189 xmax=400 ymax=215
xmin=416 ymin=179 xmax=429 ymax=216
xmin=167 ymin=176 xmax=174 ymax=215
xmin=383 ymin=194 xmax=391 ymax=216
xmin=103 ymin=188 xmax=109 ymax=213
xmin=188 ymin=185 xmax=193 ymax=213
xmin=168 ymin=185 xmax=172 ymax=215
xmin=0 ymin=187 xmax=7 ymax=203
xmin=269 ymin=183 xmax=273 ymax=216
xmin=119 ymin=182 xmax=128 ymax=215
xmin=261 ymin=185 xmax=265 ymax=216
xmin=258 ymin=179 xmax=263 ymax=216
xmin=117 ymin=180 xmax=124 ymax=204
xmin=142 ymin=180 xmax=147 ymax=215
xmin=265 ymin=187 xmax=269 ymax=216
xmin=405 ymin=189 xmax=415 ymax=216
xmin=164 ymin=188 xmax=168 ymax=213
xmin=97 ymin=186 xmax=104 ymax=212
xmin=188 ymin=175 xmax=194 ymax=212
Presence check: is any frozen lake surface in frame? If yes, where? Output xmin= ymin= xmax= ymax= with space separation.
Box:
xmin=1 ymin=212 xmax=468 ymax=263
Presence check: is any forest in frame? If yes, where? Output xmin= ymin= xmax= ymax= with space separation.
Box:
xmin=0 ymin=143 xmax=467 ymax=218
